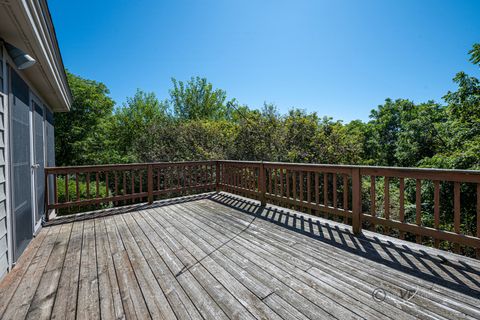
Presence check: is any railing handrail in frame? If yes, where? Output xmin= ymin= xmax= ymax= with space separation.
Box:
xmin=45 ymin=160 xmax=214 ymax=173
xmin=47 ymin=160 xmax=480 ymax=175
xmin=218 ymin=160 xmax=480 ymax=174
xmin=218 ymin=160 xmax=480 ymax=183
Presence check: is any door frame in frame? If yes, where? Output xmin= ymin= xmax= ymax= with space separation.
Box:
xmin=31 ymin=93 xmax=44 ymax=232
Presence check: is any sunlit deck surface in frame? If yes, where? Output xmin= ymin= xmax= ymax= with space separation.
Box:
xmin=1 ymin=193 xmax=479 ymax=320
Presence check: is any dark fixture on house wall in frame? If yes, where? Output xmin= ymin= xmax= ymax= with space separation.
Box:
xmin=1 ymin=38 xmax=36 ymax=70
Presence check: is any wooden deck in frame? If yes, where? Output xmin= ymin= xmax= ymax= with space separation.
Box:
xmin=1 ymin=193 xmax=479 ymax=320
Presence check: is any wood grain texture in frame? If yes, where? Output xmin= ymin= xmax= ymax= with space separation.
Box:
xmin=2 ymin=193 xmax=480 ymax=320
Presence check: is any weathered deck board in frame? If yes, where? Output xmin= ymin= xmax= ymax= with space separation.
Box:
xmin=0 ymin=192 xmax=479 ymax=320
xmin=173 ymin=202 xmax=409 ymax=319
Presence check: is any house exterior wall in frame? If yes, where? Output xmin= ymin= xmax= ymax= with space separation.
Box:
xmin=0 ymin=0 xmax=70 ymax=281
xmin=0 ymin=47 xmax=7 ymax=279
xmin=0 ymin=43 xmax=58 ymax=280
xmin=0 ymin=92 xmax=6 ymax=280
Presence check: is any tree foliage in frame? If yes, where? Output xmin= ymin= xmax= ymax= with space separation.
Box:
xmin=55 ymin=71 xmax=114 ymax=166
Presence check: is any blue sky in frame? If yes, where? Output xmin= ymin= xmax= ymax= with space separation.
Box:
xmin=49 ymin=0 xmax=479 ymax=122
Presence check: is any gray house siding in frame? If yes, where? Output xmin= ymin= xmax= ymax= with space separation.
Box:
xmin=0 ymin=91 xmax=7 ymax=279
xmin=0 ymin=45 xmax=7 ymax=278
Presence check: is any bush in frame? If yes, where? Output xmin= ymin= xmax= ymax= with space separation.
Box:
xmin=56 ymin=176 xmax=111 ymax=215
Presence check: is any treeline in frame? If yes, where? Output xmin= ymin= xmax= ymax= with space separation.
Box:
xmin=55 ymin=44 xmax=480 ymax=171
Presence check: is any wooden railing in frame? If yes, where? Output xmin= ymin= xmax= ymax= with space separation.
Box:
xmin=45 ymin=161 xmax=216 ymax=217
xmin=46 ymin=160 xmax=480 ymax=257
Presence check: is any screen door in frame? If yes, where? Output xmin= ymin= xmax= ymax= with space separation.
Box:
xmin=10 ymin=70 xmax=33 ymax=260
xmin=33 ymin=99 xmax=44 ymax=224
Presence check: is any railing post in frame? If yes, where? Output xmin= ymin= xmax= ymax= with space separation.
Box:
xmin=352 ymin=167 xmax=362 ymax=234
xmin=259 ymin=161 xmax=266 ymax=206
xmin=215 ymin=161 xmax=220 ymax=192
xmin=147 ymin=164 xmax=153 ymax=204
xmin=44 ymin=169 xmax=49 ymax=223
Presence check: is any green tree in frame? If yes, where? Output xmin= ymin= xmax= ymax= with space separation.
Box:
xmin=110 ymin=90 xmax=169 ymax=162
xmin=231 ymin=103 xmax=285 ymax=161
xmin=421 ymin=45 xmax=480 ymax=170
xmin=170 ymin=76 xmax=231 ymax=120
xmin=55 ymin=71 xmax=115 ymax=166
xmin=283 ymin=109 xmax=320 ymax=162
xmin=395 ymin=102 xmax=446 ymax=167
xmin=315 ymin=118 xmax=365 ymax=164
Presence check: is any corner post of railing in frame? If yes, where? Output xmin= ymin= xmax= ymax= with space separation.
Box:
xmin=215 ymin=161 xmax=220 ymax=192
xmin=44 ymin=169 xmax=49 ymax=223
xmin=351 ymin=167 xmax=362 ymax=234
xmin=259 ymin=161 xmax=266 ymax=206
xmin=147 ymin=164 xmax=153 ymax=204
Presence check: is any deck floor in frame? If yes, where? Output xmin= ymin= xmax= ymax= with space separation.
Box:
xmin=0 ymin=192 xmax=479 ymax=320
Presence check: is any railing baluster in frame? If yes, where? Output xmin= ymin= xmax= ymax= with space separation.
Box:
xmin=139 ymin=170 xmax=143 ymax=201
xmin=54 ymin=174 xmax=58 ymax=205
xmin=65 ymin=174 xmax=69 ymax=203
xmin=315 ymin=172 xmax=319 ymax=210
xmin=333 ymin=173 xmax=337 ymax=209
xmin=307 ymin=172 xmax=311 ymax=214
xmin=343 ymin=174 xmax=348 ymax=213
xmin=299 ymin=171 xmax=304 ymax=209
xmin=177 ymin=166 xmax=181 ymax=190
xmin=44 ymin=170 xmax=49 ymax=221
xmin=189 ymin=164 xmax=193 ymax=189
xmin=433 ymin=180 xmax=440 ymax=247
xmin=352 ymin=168 xmax=361 ymax=234
xmin=114 ymin=172 xmax=118 ymax=206
xmin=243 ymin=166 xmax=246 ymax=191
xmin=280 ymin=169 xmax=284 ymax=198
xmin=75 ymin=172 xmax=80 ymax=201
xmin=292 ymin=171 xmax=297 ymax=206
xmin=86 ymin=172 xmax=90 ymax=199
xmin=94 ymin=172 xmax=99 ymax=200
xmin=399 ymin=178 xmax=405 ymax=239
xmin=232 ymin=166 xmax=235 ymax=189
xmin=212 ymin=162 xmax=216 ymax=187
xmin=286 ymin=170 xmax=290 ymax=200
xmin=370 ymin=176 xmax=376 ymax=231
xmin=384 ymin=176 xmax=389 ymax=235
xmin=123 ymin=171 xmax=127 ymax=205
xmin=130 ymin=171 xmax=134 ymax=203
xmin=268 ymin=168 xmax=272 ymax=195
xmin=194 ymin=165 xmax=197 ymax=188
xmin=259 ymin=163 xmax=266 ymax=205
xmin=204 ymin=164 xmax=208 ymax=187
xmin=416 ymin=179 xmax=422 ymax=243
xmin=148 ymin=164 xmax=153 ymax=204
xmin=273 ymin=168 xmax=278 ymax=197
xmin=323 ymin=173 xmax=328 ymax=209
xmin=454 ymin=182 xmax=461 ymax=253
xmin=183 ymin=165 xmax=187 ymax=190
xmin=477 ymin=183 xmax=480 ymax=259
xmin=216 ymin=162 xmax=220 ymax=192
xmin=105 ymin=171 xmax=109 ymax=198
